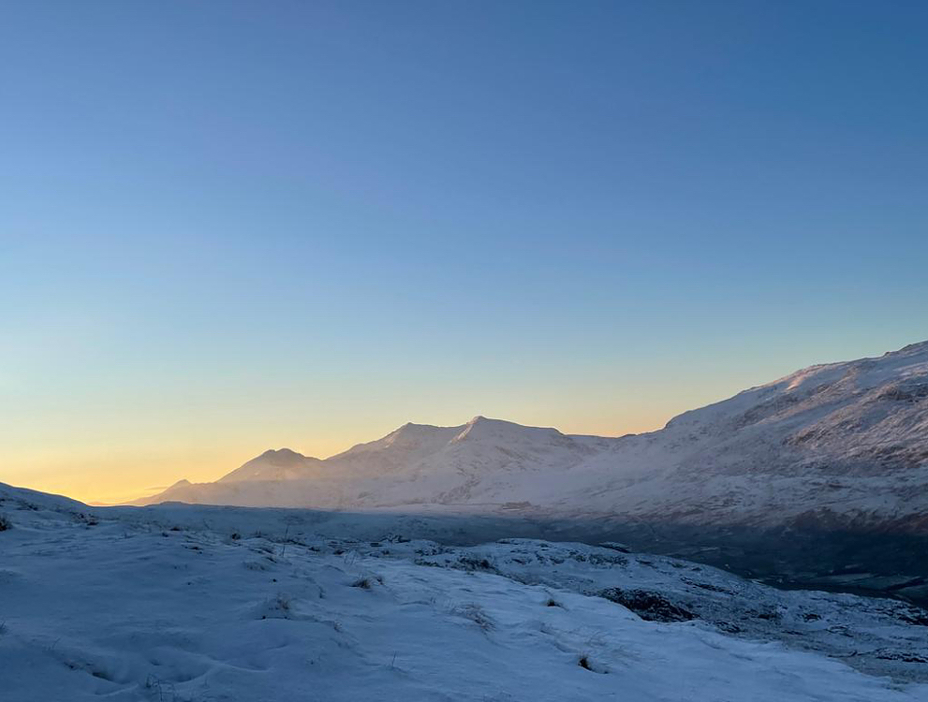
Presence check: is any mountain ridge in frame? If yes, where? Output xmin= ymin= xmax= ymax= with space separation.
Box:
xmin=133 ymin=341 xmax=928 ymax=533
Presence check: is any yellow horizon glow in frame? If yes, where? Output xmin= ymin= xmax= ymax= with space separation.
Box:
xmin=5 ymin=340 xmax=858 ymax=506
xmin=1 ymin=411 xmax=671 ymax=505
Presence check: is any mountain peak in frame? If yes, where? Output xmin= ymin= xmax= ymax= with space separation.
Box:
xmin=395 ymin=421 xmax=442 ymax=433
xmin=453 ymin=416 xmax=565 ymax=444
xmin=260 ymin=448 xmax=304 ymax=458
xmin=216 ymin=447 xmax=318 ymax=483
xmin=385 ymin=421 xmax=449 ymax=442
xmin=457 ymin=416 xmax=511 ymax=437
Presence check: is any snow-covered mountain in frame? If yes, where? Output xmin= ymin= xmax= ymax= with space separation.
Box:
xmin=137 ymin=341 xmax=928 ymax=532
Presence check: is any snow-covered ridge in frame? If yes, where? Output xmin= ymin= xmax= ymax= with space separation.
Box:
xmin=136 ymin=341 xmax=928 ymax=532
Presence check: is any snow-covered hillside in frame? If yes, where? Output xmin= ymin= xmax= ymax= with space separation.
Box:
xmin=2 ymin=483 xmax=927 ymax=701
xmin=138 ymin=341 xmax=928 ymax=532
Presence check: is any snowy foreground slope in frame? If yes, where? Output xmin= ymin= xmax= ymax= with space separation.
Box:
xmin=2 ymin=484 xmax=928 ymax=701
xmin=138 ymin=341 xmax=928 ymax=533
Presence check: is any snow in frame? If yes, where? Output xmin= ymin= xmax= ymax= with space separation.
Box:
xmin=2 ymin=483 xmax=927 ymax=701
xmin=133 ymin=341 xmax=928 ymax=533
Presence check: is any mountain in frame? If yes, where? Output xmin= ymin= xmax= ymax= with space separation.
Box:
xmin=135 ymin=341 xmax=928 ymax=532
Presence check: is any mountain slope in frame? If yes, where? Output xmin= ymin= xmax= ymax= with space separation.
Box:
xmin=135 ymin=341 xmax=928 ymax=531
xmin=4 ymin=482 xmax=927 ymax=700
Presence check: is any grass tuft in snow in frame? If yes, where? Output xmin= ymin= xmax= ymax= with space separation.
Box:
xmin=451 ymin=603 xmax=494 ymax=632
xmin=258 ymin=593 xmax=296 ymax=620
xmin=350 ymin=574 xmax=384 ymax=589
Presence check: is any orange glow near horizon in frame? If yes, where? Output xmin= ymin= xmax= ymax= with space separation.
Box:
xmin=4 ymin=334 xmax=909 ymax=506
xmin=2 ymin=410 xmax=672 ymax=505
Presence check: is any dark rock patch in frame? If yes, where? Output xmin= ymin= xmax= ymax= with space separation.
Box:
xmin=599 ymin=588 xmax=696 ymax=623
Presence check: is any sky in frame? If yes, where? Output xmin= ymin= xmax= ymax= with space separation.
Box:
xmin=1 ymin=1 xmax=926 ymax=504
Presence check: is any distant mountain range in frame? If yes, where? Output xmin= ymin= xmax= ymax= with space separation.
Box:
xmin=135 ymin=341 xmax=928 ymax=533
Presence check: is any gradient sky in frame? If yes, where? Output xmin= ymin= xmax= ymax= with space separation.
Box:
xmin=1 ymin=1 xmax=927 ymax=504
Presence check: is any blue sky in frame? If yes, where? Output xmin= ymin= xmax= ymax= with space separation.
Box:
xmin=1 ymin=1 xmax=926 ymax=501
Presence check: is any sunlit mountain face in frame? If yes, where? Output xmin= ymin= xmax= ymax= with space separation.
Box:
xmin=109 ymin=341 xmax=928 ymax=610
xmin=139 ymin=341 xmax=928 ymax=535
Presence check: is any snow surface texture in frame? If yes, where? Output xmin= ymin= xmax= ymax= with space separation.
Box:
xmin=138 ymin=341 xmax=928 ymax=532
xmin=2 ymin=484 xmax=927 ymax=701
